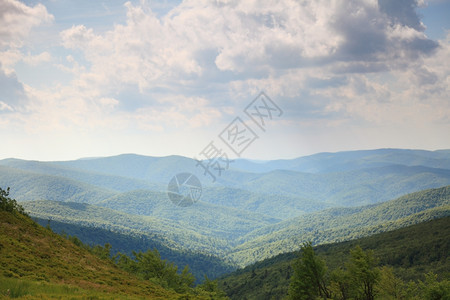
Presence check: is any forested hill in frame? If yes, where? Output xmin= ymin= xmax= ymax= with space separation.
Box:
xmin=218 ymin=216 xmax=450 ymax=300
xmin=225 ymin=185 xmax=450 ymax=265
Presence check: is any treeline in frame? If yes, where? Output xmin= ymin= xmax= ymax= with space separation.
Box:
xmin=288 ymin=242 xmax=449 ymax=300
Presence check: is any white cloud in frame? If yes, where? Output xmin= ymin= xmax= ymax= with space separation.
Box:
xmin=22 ymin=51 xmax=51 ymax=66
xmin=0 ymin=0 xmax=53 ymax=49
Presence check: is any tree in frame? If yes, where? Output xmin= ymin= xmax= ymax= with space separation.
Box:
xmin=375 ymin=266 xmax=405 ymax=299
xmin=0 ymin=187 xmax=26 ymax=215
xmin=196 ymin=275 xmax=228 ymax=299
xmin=330 ymin=267 xmax=352 ymax=300
xmin=288 ymin=241 xmax=331 ymax=300
xmin=347 ymin=246 xmax=379 ymax=300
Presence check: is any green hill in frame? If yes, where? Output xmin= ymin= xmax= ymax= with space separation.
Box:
xmin=2 ymin=150 xmax=450 ymax=271
xmin=218 ymin=216 xmax=450 ymax=300
xmin=21 ymin=186 xmax=450 ymax=268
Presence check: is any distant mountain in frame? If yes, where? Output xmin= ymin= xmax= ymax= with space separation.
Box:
xmin=217 ymin=164 xmax=450 ymax=206
xmin=3 ymin=149 xmax=450 ymax=210
xmin=53 ymin=154 xmax=200 ymax=184
xmin=233 ymin=148 xmax=450 ymax=173
xmin=0 ymin=158 xmax=162 ymax=192
xmin=0 ymin=165 xmax=116 ymax=203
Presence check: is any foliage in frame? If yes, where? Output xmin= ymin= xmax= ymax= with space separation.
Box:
xmin=196 ymin=276 xmax=228 ymax=298
xmin=333 ymin=246 xmax=379 ymax=300
xmin=288 ymin=244 xmax=448 ymax=300
xmin=113 ymin=249 xmax=195 ymax=293
xmin=288 ymin=241 xmax=330 ymax=299
xmin=218 ymin=216 xmax=450 ymax=299
xmin=0 ymin=187 xmax=27 ymax=216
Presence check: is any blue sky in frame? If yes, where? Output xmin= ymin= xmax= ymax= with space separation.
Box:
xmin=0 ymin=0 xmax=449 ymax=161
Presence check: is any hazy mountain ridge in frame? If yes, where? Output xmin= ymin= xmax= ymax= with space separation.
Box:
xmin=232 ymin=148 xmax=450 ymax=173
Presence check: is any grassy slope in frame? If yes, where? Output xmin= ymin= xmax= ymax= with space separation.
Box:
xmin=218 ymin=216 xmax=450 ymax=300
xmin=0 ymin=210 xmax=179 ymax=299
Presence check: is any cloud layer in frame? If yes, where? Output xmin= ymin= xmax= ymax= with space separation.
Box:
xmin=0 ymin=0 xmax=448 ymax=160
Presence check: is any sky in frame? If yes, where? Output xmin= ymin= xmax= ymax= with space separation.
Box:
xmin=0 ymin=0 xmax=449 ymax=161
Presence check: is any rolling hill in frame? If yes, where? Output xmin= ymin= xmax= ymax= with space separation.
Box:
xmin=21 ymin=186 xmax=450 ymax=267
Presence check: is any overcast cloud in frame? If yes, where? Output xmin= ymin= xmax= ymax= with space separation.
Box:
xmin=0 ymin=0 xmax=448 ymax=160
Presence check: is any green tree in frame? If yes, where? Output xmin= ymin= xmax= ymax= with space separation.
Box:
xmin=330 ymin=267 xmax=352 ymax=300
xmin=180 ymin=265 xmax=195 ymax=289
xmin=420 ymin=272 xmax=450 ymax=300
xmin=375 ymin=266 xmax=405 ymax=299
xmin=347 ymin=246 xmax=379 ymax=300
xmin=0 ymin=187 xmax=26 ymax=215
xmin=196 ymin=275 xmax=228 ymax=299
xmin=288 ymin=241 xmax=331 ymax=300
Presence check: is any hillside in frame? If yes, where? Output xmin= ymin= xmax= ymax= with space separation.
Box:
xmin=0 ymin=209 xmax=179 ymax=299
xmin=34 ymin=217 xmax=235 ymax=282
xmin=22 ymin=200 xmax=232 ymax=253
xmin=218 ymin=216 xmax=450 ymax=300
xmin=226 ymin=186 xmax=450 ymax=265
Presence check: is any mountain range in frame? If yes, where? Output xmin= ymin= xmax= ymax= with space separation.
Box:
xmin=1 ymin=148 xmax=450 ymax=272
